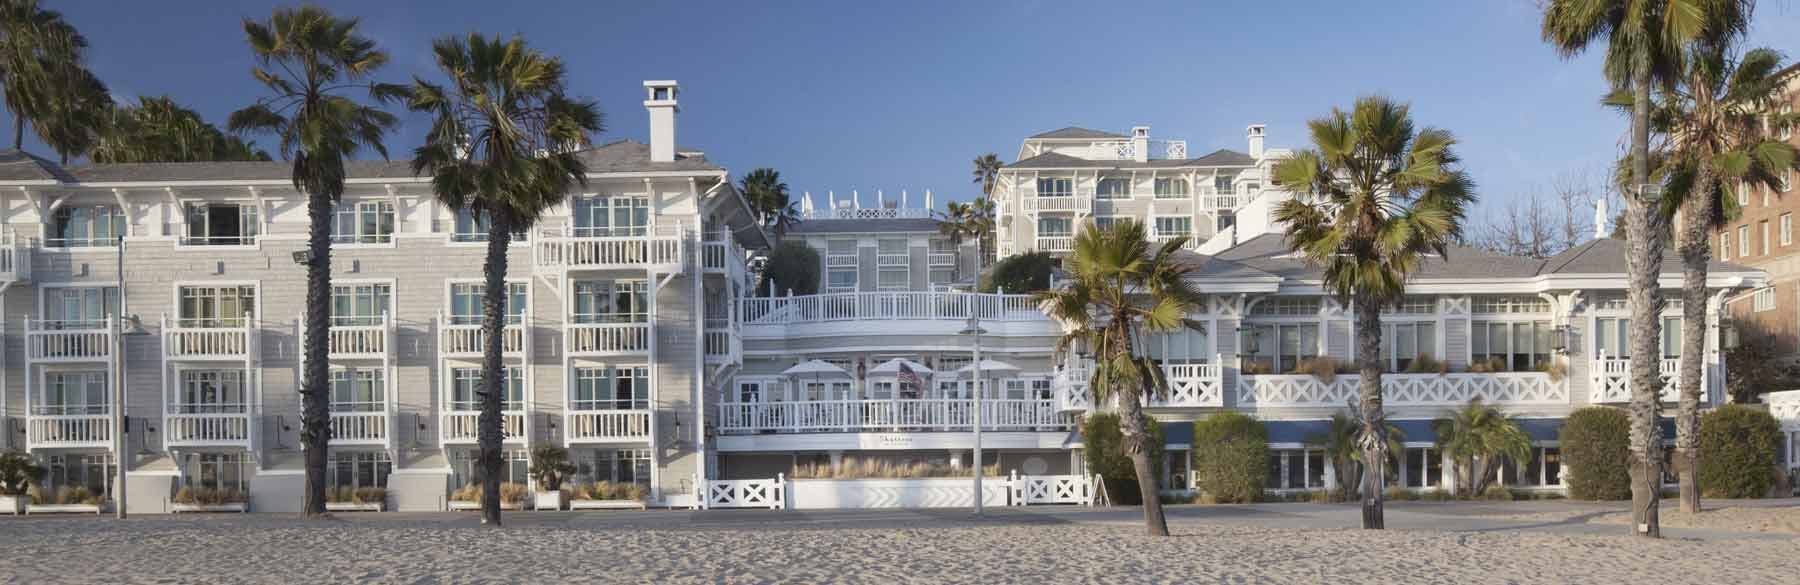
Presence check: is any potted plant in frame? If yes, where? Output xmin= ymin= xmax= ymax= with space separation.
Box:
xmin=325 ymin=485 xmax=387 ymax=512
xmin=0 ymin=453 xmax=44 ymax=515
xmin=568 ymin=480 xmax=649 ymax=510
xmin=449 ymin=481 xmax=530 ymax=510
xmin=529 ymin=445 xmax=577 ymax=511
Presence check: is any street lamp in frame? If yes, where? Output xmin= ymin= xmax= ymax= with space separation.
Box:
xmin=957 ymin=315 xmax=988 ymax=516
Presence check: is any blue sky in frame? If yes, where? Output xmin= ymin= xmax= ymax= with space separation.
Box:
xmin=5 ymin=0 xmax=1799 ymax=214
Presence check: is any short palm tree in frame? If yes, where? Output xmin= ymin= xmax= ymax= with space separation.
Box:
xmin=1542 ymin=0 xmax=1749 ymax=538
xmin=971 ymin=152 xmax=1002 ymax=196
xmin=1432 ymin=398 xmax=1533 ymax=497
xmin=1036 ymin=219 xmax=1205 ymax=537
xmin=228 ymin=5 xmax=402 ymax=518
xmin=97 ymin=96 xmax=270 ymax=163
xmin=0 ymin=0 xmax=83 ymax=149
xmin=1310 ymin=407 xmax=1405 ymax=500
xmin=408 ymin=32 xmax=601 ymax=526
xmin=1272 ymin=96 xmax=1475 ymax=529
xmin=936 ymin=198 xmax=995 ymax=270
xmin=740 ymin=167 xmax=798 ymax=236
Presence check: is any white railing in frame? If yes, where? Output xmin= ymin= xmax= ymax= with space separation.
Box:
xmin=804 ymin=206 xmax=933 ymax=220
xmin=826 ymin=254 xmax=858 ymax=267
xmin=1055 ymin=368 xmax=1091 ymax=412
xmin=26 ymin=414 xmax=111 ymax=448
xmin=1768 ymin=390 xmax=1800 ymax=431
xmin=1036 ymin=236 xmax=1074 ymax=252
xmin=1236 ymin=371 xmax=1566 ymax=408
xmin=1087 ymin=140 xmax=1187 ymax=161
xmin=439 ymin=317 xmax=526 ymax=357
xmin=1151 ymin=234 xmax=1205 ymax=250
xmin=877 ymin=253 xmax=909 ymax=267
xmin=1590 ymin=357 xmax=1685 ymax=403
xmin=0 ymin=230 xmax=28 ymax=282
xmin=928 ymin=252 xmax=957 ymax=266
xmin=329 ymin=411 xmax=390 ymax=446
xmin=327 ymin=323 xmax=389 ymax=358
xmin=716 ymin=399 xmax=1067 ymax=434
xmin=566 ymin=322 xmax=650 ymax=356
xmin=1009 ymin=472 xmax=1094 ymax=505
xmin=1023 ymin=195 xmax=1092 ymax=214
xmin=1156 ymin=362 xmax=1224 ymax=407
xmin=440 ymin=411 xmax=527 ymax=443
xmin=704 ymin=321 xmax=741 ymax=364
xmin=702 ymin=474 xmax=786 ymax=509
xmin=25 ymin=320 xmax=112 ymax=361
xmin=1200 ymin=191 xmax=1240 ymax=211
xmin=564 ymin=410 xmax=652 ymax=443
xmin=164 ymin=413 xmax=253 ymax=447
xmin=741 ymin=291 xmax=1041 ymax=326
xmin=702 ymin=233 xmax=749 ymax=285
xmin=164 ymin=318 xmax=256 ymax=360
xmin=533 ymin=226 xmax=685 ymax=270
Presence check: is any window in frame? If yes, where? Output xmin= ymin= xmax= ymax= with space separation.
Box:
xmin=1153 ymin=216 xmax=1192 ymax=238
xmin=1404 ymin=447 xmax=1442 ymax=488
xmin=1754 ymin=287 xmax=1776 ymax=312
xmin=329 ymin=368 xmax=385 ymax=412
xmin=44 ymin=286 xmax=119 ymax=328
xmin=1037 ymin=217 xmax=1072 ymax=237
xmin=1036 ymin=178 xmax=1072 ymax=197
xmin=1096 ymin=177 xmax=1130 ymax=199
xmin=1092 ymin=216 xmax=1116 ymax=231
xmin=1783 ymin=104 xmax=1795 ymax=140
xmin=572 ymin=195 xmax=651 ymax=237
xmin=878 ymin=268 xmax=909 ymax=291
xmin=1266 ymin=449 xmax=1327 ymax=490
xmin=826 ymin=268 xmax=857 ymax=293
xmin=1783 ymin=214 xmax=1793 ymax=247
xmin=1216 ymin=211 xmax=1236 ymax=232
xmin=37 ymin=371 xmax=107 ymax=415
xmin=877 ymin=238 xmax=907 ymax=262
xmin=177 ymin=285 xmax=256 ymax=328
xmin=175 ymin=370 xmax=248 ymax=413
xmin=449 ymin=367 xmax=524 ymax=411
xmin=928 ymin=268 xmax=955 ymax=287
xmin=182 ymin=202 xmax=258 ymax=246
xmin=42 ymin=454 xmax=111 ymax=498
xmin=331 ymin=200 xmax=395 ymax=244
xmin=329 ymin=452 xmax=391 ymax=490
xmin=1379 ymin=322 xmax=1438 ymax=372
xmin=1383 ymin=296 xmax=1436 ymax=314
xmin=1146 ymin=328 xmax=1210 ymax=364
xmin=330 ymin=283 xmax=392 ymax=326
xmin=1592 ymin=317 xmax=1681 ymax=359
xmin=1213 ymin=175 xmax=1234 ymax=194
xmin=1763 ymin=220 xmax=1772 ymax=255
xmin=1500 ymin=446 xmax=1562 ymax=487
xmin=572 ymin=366 xmax=650 ymax=410
xmin=183 ymin=453 xmax=249 ymax=492
xmin=449 ymin=282 xmax=527 ymax=325
xmin=48 ymin=204 xmax=125 ymax=247
xmin=1471 ymin=321 xmax=1552 ymax=372
xmin=804 ymin=380 xmax=853 ymax=401
xmin=1739 ymin=225 xmax=1750 ymax=257
xmin=1738 ymin=182 xmax=1750 ymax=206
xmin=451 ymin=450 xmax=528 ymax=489
xmin=1250 ymin=297 xmax=1320 ymax=316
xmin=1470 ymin=295 xmax=1549 ymax=314
xmin=1243 ymin=323 xmax=1320 ymax=374
xmin=1153 ymin=178 xmax=1188 ymax=199
xmin=571 ymin=280 xmax=648 ymax=324
xmin=451 ymin=206 xmax=527 ymax=243
xmin=576 ymin=449 xmax=651 ymax=487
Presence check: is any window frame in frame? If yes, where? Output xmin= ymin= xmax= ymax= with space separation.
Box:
xmin=447 ymin=280 xmax=529 ymax=326
xmin=1095 ymin=177 xmax=1130 ymax=199
xmin=47 ymin=203 xmax=126 ymax=248
xmin=1035 ymin=177 xmax=1073 ymax=198
xmin=1152 ymin=177 xmax=1189 ymax=199
xmin=175 ymin=284 xmax=258 ymax=328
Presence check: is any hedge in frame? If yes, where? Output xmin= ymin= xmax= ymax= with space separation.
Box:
xmin=758 ymin=241 xmax=821 ymax=295
xmin=1560 ymin=407 xmax=1631 ymax=501
xmin=1082 ymin=412 xmax=1164 ymax=505
xmin=1696 ymin=405 xmax=1783 ymax=498
xmin=1190 ymin=412 xmax=1268 ymax=503
xmin=981 ymin=251 xmax=1055 ymax=293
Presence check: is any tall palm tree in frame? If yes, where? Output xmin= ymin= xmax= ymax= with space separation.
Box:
xmin=1272 ymin=96 xmax=1476 ymax=529
xmin=740 ymin=167 xmax=798 ymax=237
xmin=1647 ymin=46 xmax=1799 ymax=513
xmin=1542 ymin=0 xmax=1750 ymax=538
xmin=936 ymin=198 xmax=995 ymax=269
xmin=30 ymin=62 xmax=107 ymax=163
xmin=0 ymin=0 xmax=83 ymax=149
xmin=971 ymin=152 xmax=1002 ymax=196
xmin=1037 ymin=219 xmax=1205 ymax=537
xmin=97 ymin=96 xmax=271 ymax=163
xmin=1432 ymin=398 xmax=1533 ymax=497
xmin=228 ymin=5 xmax=402 ymax=518
xmin=408 ymin=32 xmax=601 ymax=526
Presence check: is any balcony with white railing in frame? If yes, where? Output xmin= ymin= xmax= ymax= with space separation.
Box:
xmin=704 ymin=318 xmax=741 ymax=365
xmin=533 ymin=226 xmax=687 ymax=272
xmin=566 ymin=321 xmax=650 ymax=357
xmin=163 ymin=316 xmax=257 ymax=361
xmin=826 ymin=253 xmax=858 ymax=268
xmin=1589 ymin=357 xmax=1686 ymax=403
xmin=319 ymin=314 xmax=394 ymax=360
xmin=1087 ymin=140 xmax=1188 ymax=161
xmin=1036 ymin=236 xmax=1074 ymax=252
xmin=877 ymin=252 xmax=909 ymax=268
xmin=440 ymin=410 xmax=528 ymax=445
xmin=1022 ymin=195 xmax=1092 ymax=214
xmin=564 ymin=409 xmax=653 ymax=445
xmin=1236 ymin=371 xmax=1566 ymax=409
xmin=716 ymin=399 xmax=1068 ymax=434
xmin=1153 ymin=362 xmax=1225 ymax=407
xmin=701 ymin=230 xmax=749 ymax=285
xmin=0 ymin=230 xmax=30 ymax=283
xmin=438 ymin=315 xmax=527 ymax=358
xmin=26 ymin=410 xmax=112 ymax=451
xmin=163 ymin=409 xmax=255 ymax=450
xmin=329 ymin=409 xmax=392 ymax=448
xmin=1199 ymin=189 xmax=1241 ymax=211
xmin=741 ymin=291 xmax=1048 ymax=338
xmin=25 ymin=319 xmax=114 ymax=363
xmin=928 ymin=251 xmax=957 ymax=267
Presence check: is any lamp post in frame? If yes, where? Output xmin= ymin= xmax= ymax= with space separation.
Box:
xmin=958 ymin=315 xmax=988 ymax=516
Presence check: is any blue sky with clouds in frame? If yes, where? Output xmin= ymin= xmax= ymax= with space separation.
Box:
xmin=5 ymin=1 xmax=1798 ymax=214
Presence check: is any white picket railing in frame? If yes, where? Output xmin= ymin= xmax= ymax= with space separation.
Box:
xmin=702 ymin=474 xmax=786 ymax=509
xmin=704 ymin=321 xmax=741 ymax=364
xmin=25 ymin=320 xmax=113 ymax=361
xmin=1590 ymin=357 xmax=1685 ymax=403
xmin=439 ymin=317 xmax=526 ymax=357
xmin=534 ymin=227 xmax=685 ymax=270
xmin=1236 ymin=371 xmax=1566 ymax=408
xmin=1023 ymin=196 xmax=1092 ymax=214
xmin=928 ymin=252 xmax=957 ymax=266
xmin=1036 ymin=236 xmax=1074 ymax=252
xmin=440 ymin=411 xmax=526 ymax=443
xmin=564 ymin=410 xmax=653 ymax=443
xmin=742 ymin=292 xmax=1040 ymax=326
xmin=26 ymin=414 xmax=112 ymax=448
xmin=702 ymin=232 xmax=749 ymax=285
xmin=1156 ymin=362 xmax=1224 ymax=407
xmin=329 ymin=411 xmax=390 ymax=446
xmin=164 ymin=318 xmax=256 ymax=360
xmin=328 ymin=324 xmax=389 ymax=357
xmin=716 ymin=399 xmax=1067 ymax=434
xmin=566 ymin=322 xmax=650 ymax=356
xmin=164 ymin=413 xmax=253 ymax=447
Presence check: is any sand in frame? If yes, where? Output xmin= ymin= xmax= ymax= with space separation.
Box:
xmin=0 ymin=511 xmax=1794 ymax=584
xmin=1587 ymin=504 xmax=1800 ymax=534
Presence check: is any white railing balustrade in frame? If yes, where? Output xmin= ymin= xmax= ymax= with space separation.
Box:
xmin=0 ymin=230 xmax=29 ymax=282
xmin=1155 ymin=362 xmax=1224 ymax=407
xmin=803 ymin=206 xmax=934 ymax=220
xmin=826 ymin=254 xmax=858 ymax=267
xmin=330 ymin=412 xmax=389 ymax=445
xmin=1024 ymin=196 xmax=1092 ymax=214
xmin=1590 ymin=357 xmax=1685 ymax=403
xmin=702 ymin=474 xmax=786 ymax=509
xmin=164 ymin=316 xmax=256 ymax=359
xmin=439 ymin=317 xmax=526 ymax=356
xmin=164 ymin=413 xmax=252 ymax=447
xmin=534 ymin=226 xmax=685 ymax=270
xmin=25 ymin=320 xmax=112 ymax=361
xmin=327 ymin=322 xmax=389 ymax=357
xmin=1237 ymin=371 xmax=1566 ymax=408
xmin=741 ymin=291 xmax=1040 ymax=326
xmin=1087 ymin=140 xmax=1186 ymax=161
xmin=565 ymin=410 xmax=653 ymax=443
xmin=1009 ymin=472 xmax=1094 ymax=505
xmin=704 ymin=320 xmax=741 ymax=364
xmin=877 ymin=253 xmax=909 ymax=267
xmin=928 ymin=252 xmax=957 ymax=266
xmin=440 ymin=411 xmax=526 ymax=443
xmin=716 ymin=399 xmax=1066 ymax=434
xmin=26 ymin=414 xmax=111 ymax=448
xmin=1036 ymin=237 xmax=1074 ymax=252
xmin=566 ymin=322 xmax=650 ymax=356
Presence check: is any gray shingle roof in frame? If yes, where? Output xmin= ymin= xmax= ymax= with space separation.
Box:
xmin=787 ymin=217 xmax=942 ymax=235
xmin=1539 ymin=237 xmax=1751 ymax=274
xmin=1029 ymin=127 xmax=1127 ymax=140
xmin=1169 ymin=250 xmax=1278 ymax=280
xmin=1005 ymin=149 xmax=1258 ymax=170
xmin=1213 ymin=234 xmax=1545 ymax=280
xmin=0 ymin=149 xmax=69 ymax=182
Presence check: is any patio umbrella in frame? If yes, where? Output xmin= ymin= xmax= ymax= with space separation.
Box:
xmin=867 ymin=358 xmax=934 ymax=376
xmin=954 ymin=359 xmax=1021 ymax=377
xmin=782 ymin=360 xmax=851 ymax=377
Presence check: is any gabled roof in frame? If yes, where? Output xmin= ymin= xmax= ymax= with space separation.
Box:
xmin=1189 ymin=149 xmax=1256 ymax=167
xmin=787 ymin=217 xmax=942 ymax=235
xmin=1005 ymin=149 xmax=1258 ymax=171
xmin=1168 ymin=250 xmax=1278 ymax=280
xmin=1213 ymin=234 xmax=1545 ymax=280
xmin=1539 ymin=237 xmax=1751 ymax=275
xmin=1028 ymin=127 xmax=1126 ymax=140
xmin=0 ymin=149 xmax=71 ymax=182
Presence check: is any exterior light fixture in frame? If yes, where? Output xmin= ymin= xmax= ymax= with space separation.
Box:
xmin=291 ymin=250 xmax=312 ymax=265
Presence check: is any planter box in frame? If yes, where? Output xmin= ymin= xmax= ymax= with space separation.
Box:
xmin=569 ymin=499 xmax=646 ymax=510
xmin=447 ymin=500 xmax=523 ymax=511
xmin=325 ymin=502 xmax=383 ymax=512
xmin=0 ymin=494 xmax=25 ymax=515
xmin=534 ymin=491 xmax=563 ymax=511
xmin=27 ymin=504 xmax=103 ymax=515
xmin=171 ymin=502 xmax=248 ymax=513
xmin=789 ymin=478 xmax=1009 ymax=509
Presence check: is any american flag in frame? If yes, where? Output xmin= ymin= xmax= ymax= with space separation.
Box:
xmin=897 ymin=361 xmax=924 ymax=388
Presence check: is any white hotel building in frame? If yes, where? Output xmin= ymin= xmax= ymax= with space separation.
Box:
xmin=0 ymin=84 xmax=1790 ymax=513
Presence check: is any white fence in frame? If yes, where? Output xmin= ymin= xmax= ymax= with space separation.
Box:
xmin=26 ymin=414 xmax=112 ymax=448
xmin=564 ymin=410 xmax=652 ymax=443
xmin=534 ymin=227 xmax=686 ymax=270
xmin=566 ymin=323 xmax=650 ymax=356
xmin=716 ymin=399 xmax=1067 ymax=434
xmin=25 ymin=321 xmax=113 ymax=361
xmin=1590 ymin=357 xmax=1686 ymax=403
xmin=1009 ymin=472 xmax=1096 ymax=506
xmin=702 ymin=475 xmax=787 ymax=509
xmin=1236 ymin=372 xmax=1566 ymax=408
xmin=439 ymin=319 xmax=526 ymax=356
xmin=329 ymin=411 xmax=390 ymax=446
xmin=742 ymin=292 xmax=1040 ymax=326
xmin=164 ymin=413 xmax=253 ymax=447
xmin=440 ymin=411 xmax=527 ymax=443
xmin=696 ymin=473 xmax=1097 ymax=510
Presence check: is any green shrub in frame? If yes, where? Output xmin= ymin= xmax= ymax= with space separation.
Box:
xmin=758 ymin=241 xmax=821 ymax=295
xmin=1696 ymin=405 xmax=1783 ymax=498
xmin=1082 ymin=412 xmax=1163 ymax=505
xmin=1480 ymin=484 xmax=1514 ymax=501
xmin=1189 ymin=413 xmax=1268 ymax=503
xmin=1560 ymin=407 xmax=1632 ymax=501
xmin=980 ymin=251 xmax=1055 ymax=293
xmin=0 ymin=453 xmax=45 ymax=495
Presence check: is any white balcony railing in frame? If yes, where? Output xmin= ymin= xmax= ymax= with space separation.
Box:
xmin=1155 ymin=362 xmax=1225 ymax=407
xmin=533 ymin=226 xmax=686 ymax=271
xmin=25 ymin=320 xmax=113 ymax=362
xmin=566 ymin=322 xmax=650 ymax=356
xmin=1236 ymin=371 xmax=1566 ymax=409
xmin=928 ymin=252 xmax=957 ymax=266
xmin=564 ymin=410 xmax=653 ymax=444
xmin=877 ymin=253 xmax=909 ymax=267
xmin=1590 ymin=357 xmax=1685 ymax=403
xmin=26 ymin=414 xmax=112 ymax=449
xmin=741 ymin=291 xmax=1041 ymax=326
xmin=440 ymin=411 xmax=527 ymax=444
xmin=803 ymin=206 xmax=934 ymax=220
xmin=704 ymin=319 xmax=741 ymax=365
xmin=1023 ymin=195 xmax=1092 ymax=214
xmin=1088 ymin=140 xmax=1187 ymax=161
xmin=329 ymin=411 xmax=390 ymax=446
xmin=1036 ymin=237 xmax=1074 ymax=252
xmin=163 ymin=316 xmax=256 ymax=360
xmin=0 ymin=230 xmax=29 ymax=282
xmin=438 ymin=316 xmax=527 ymax=357
xmin=164 ymin=413 xmax=254 ymax=448
xmin=826 ymin=254 xmax=857 ymax=268
xmin=716 ymin=399 xmax=1067 ymax=434
xmin=702 ymin=231 xmax=749 ymax=285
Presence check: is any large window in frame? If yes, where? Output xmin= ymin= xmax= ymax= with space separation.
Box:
xmin=182 ymin=453 xmax=248 ymax=492
xmin=329 ymin=452 xmax=391 ymax=490
xmin=330 ymin=283 xmax=392 ymax=326
xmin=572 ymin=195 xmax=651 ymax=237
xmin=177 ymin=285 xmax=256 ymax=328
xmin=37 ymin=371 xmax=107 ymax=415
xmin=1471 ymin=321 xmax=1552 ymax=372
xmin=1266 ymin=449 xmax=1327 ymax=490
xmin=449 ymin=367 xmax=525 ymax=411
xmin=1096 ymin=177 xmax=1130 ymax=199
xmin=572 ymin=366 xmax=650 ymax=410
xmin=449 ymin=282 xmax=527 ymax=325
xmin=1251 ymin=297 xmax=1320 ymax=316
xmin=1243 ymin=323 xmax=1320 ymax=374
xmin=42 ymin=454 xmax=111 ymax=497
xmin=1153 ymin=216 xmax=1192 ymax=238
xmin=1383 ymin=296 xmax=1436 ymax=315
xmin=182 ymin=203 xmax=258 ymax=246
xmin=576 ymin=449 xmax=651 ymax=487
xmin=571 ymin=280 xmax=647 ymax=324
xmin=826 ymin=269 xmax=857 ymax=293
xmin=1037 ymin=217 xmax=1072 ymax=237
xmin=1500 ymin=446 xmax=1561 ymax=487
xmin=451 ymin=450 xmax=528 ymax=489
xmin=49 ymin=204 xmax=125 ymax=247
xmin=1593 ymin=317 xmax=1682 ymax=359
xmin=1380 ymin=322 xmax=1438 ymax=372
xmin=1404 ymin=447 xmax=1442 ymax=488
xmin=877 ymin=268 xmax=909 ymax=291
xmin=1783 ymin=213 xmax=1793 ymax=246
xmin=1147 ymin=328 xmax=1211 ymax=365
xmin=452 ymin=206 xmax=527 ymax=243
xmin=329 ymin=369 xmax=385 ymax=412
xmin=44 ymin=286 xmax=119 ymax=328
xmin=1739 ymin=225 xmax=1751 ymax=257
xmin=1153 ymin=177 xmax=1188 ymax=199
xmin=1213 ymin=175 xmax=1234 ymax=194
xmin=1036 ymin=178 xmax=1072 ymax=197
xmin=331 ymin=200 xmax=395 ymax=244
xmin=175 ymin=370 xmax=249 ymax=413
xmin=1755 ymin=287 xmax=1777 ymax=312
xmin=1471 ymin=295 xmax=1549 ymax=314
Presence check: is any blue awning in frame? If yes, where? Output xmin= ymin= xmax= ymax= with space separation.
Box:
xmin=1518 ymin=418 xmax=1564 ymax=442
xmin=1263 ymin=420 xmax=1332 ymax=444
xmin=1162 ymin=421 xmax=1192 ymax=446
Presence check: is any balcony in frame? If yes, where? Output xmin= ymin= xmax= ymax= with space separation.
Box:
xmin=566 ymin=322 xmax=650 ymax=357
xmin=533 ymin=226 xmax=686 ymax=272
xmin=440 ymin=411 xmax=527 ymax=445
xmin=826 ymin=253 xmax=857 ymax=268
xmin=1036 ymin=236 xmax=1074 ymax=252
xmin=309 ymin=315 xmax=393 ymax=360
xmin=704 ymin=319 xmax=741 ymax=365
xmin=25 ymin=320 xmax=113 ymax=363
xmin=1236 ymin=371 xmax=1566 ymax=409
xmin=163 ymin=318 xmax=257 ymax=361
xmin=928 ymin=252 xmax=957 ymax=267
xmin=164 ymin=412 xmax=255 ymax=449
xmin=0 ymin=230 xmax=29 ymax=283
xmin=438 ymin=315 xmax=527 ymax=359
xmin=26 ymin=413 xmax=112 ymax=450
xmin=564 ymin=410 xmax=653 ymax=445
xmin=702 ymin=231 xmax=749 ymax=285
xmin=1088 ymin=139 xmax=1187 ymax=161
xmin=1051 ymin=362 xmax=1224 ymax=410
xmin=1022 ymin=195 xmax=1092 ymax=214
xmin=741 ymin=291 xmax=1043 ymax=329
xmin=329 ymin=411 xmax=392 ymax=448
xmin=716 ymin=399 xmax=1068 ymax=434
xmin=1590 ymin=357 xmax=1686 ymax=403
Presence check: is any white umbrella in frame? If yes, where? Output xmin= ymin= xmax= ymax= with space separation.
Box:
xmin=867 ymin=358 xmax=934 ymax=376
xmin=955 ymin=359 xmax=1021 ymax=378
xmin=782 ymin=360 xmax=851 ymax=377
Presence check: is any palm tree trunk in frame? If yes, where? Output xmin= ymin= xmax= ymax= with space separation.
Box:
xmin=478 ymin=209 xmax=515 ymax=526
xmin=1113 ymin=322 xmax=1168 ymax=536
xmin=13 ymin=112 xmax=23 ymax=150
xmin=299 ymin=185 xmax=334 ymax=517
xmin=1675 ymin=161 xmax=1716 ymax=514
xmin=1625 ymin=70 xmax=1665 ymax=538
xmin=1354 ymin=297 xmax=1385 ymax=529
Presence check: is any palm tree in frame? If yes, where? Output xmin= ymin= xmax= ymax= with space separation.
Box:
xmin=1647 ymin=46 xmax=1799 ymax=513
xmin=408 ymin=32 xmax=601 ymax=526
xmin=1036 ymin=219 xmax=1205 ymax=537
xmin=971 ymin=152 xmax=1002 ymax=196
xmin=1541 ymin=0 xmax=1749 ymax=538
xmin=1310 ymin=406 xmax=1405 ymax=500
xmin=228 ymin=5 xmax=402 ymax=518
xmin=936 ymin=198 xmax=995 ymax=270
xmin=96 ymin=96 xmax=271 ymax=163
xmin=30 ymin=62 xmax=107 ymax=163
xmin=1272 ymin=96 xmax=1476 ymax=529
xmin=0 ymin=0 xmax=83 ymax=149
xmin=740 ymin=167 xmax=798 ymax=237
xmin=1432 ymin=398 xmax=1533 ymax=497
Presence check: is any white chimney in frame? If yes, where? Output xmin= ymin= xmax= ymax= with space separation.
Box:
xmin=644 ymin=80 xmax=679 ymax=163
xmin=1130 ymin=126 xmax=1150 ymax=163
xmin=1247 ymin=124 xmax=1266 ymax=159
xmin=1594 ymin=198 xmax=1608 ymax=240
